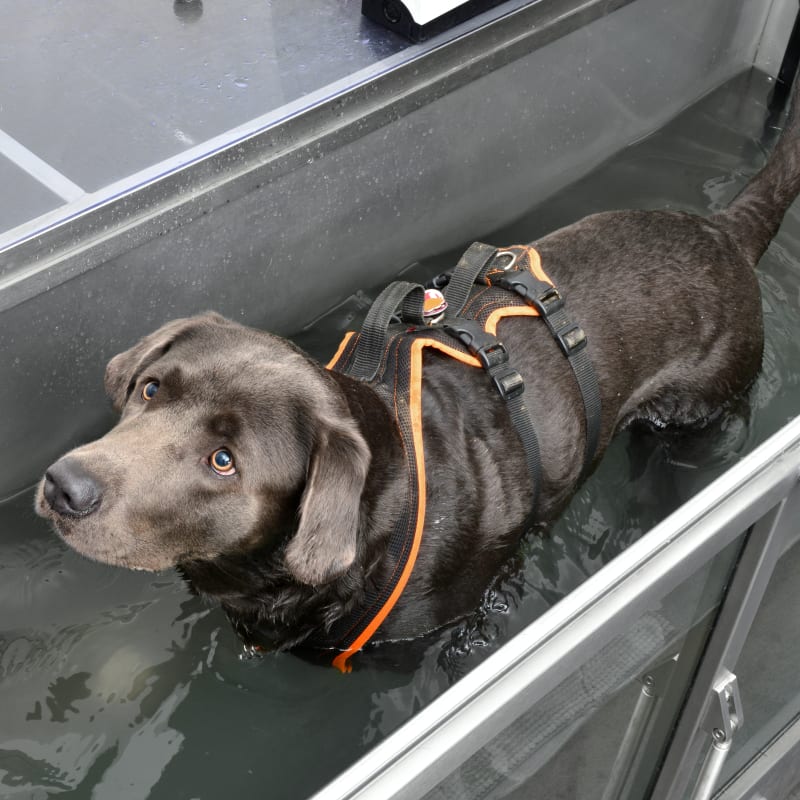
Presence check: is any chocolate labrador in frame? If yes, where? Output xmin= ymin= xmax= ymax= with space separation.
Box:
xmin=36 ymin=81 xmax=800 ymax=662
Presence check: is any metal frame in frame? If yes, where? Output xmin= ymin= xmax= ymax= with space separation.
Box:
xmin=648 ymin=489 xmax=800 ymax=800
xmin=311 ymin=418 xmax=800 ymax=800
xmin=0 ymin=0 xmax=640 ymax=310
xmin=714 ymin=713 xmax=800 ymax=800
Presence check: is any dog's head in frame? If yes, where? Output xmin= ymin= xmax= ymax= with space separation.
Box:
xmin=35 ymin=313 xmax=370 ymax=586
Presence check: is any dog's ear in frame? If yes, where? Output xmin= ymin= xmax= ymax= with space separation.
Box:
xmin=104 ymin=312 xmax=230 ymax=412
xmin=284 ymin=420 xmax=370 ymax=586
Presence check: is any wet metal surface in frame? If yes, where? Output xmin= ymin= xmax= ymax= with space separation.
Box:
xmin=0 ymin=156 xmax=63 ymax=231
xmin=1 ymin=0 xmax=568 ymax=240
xmin=0 ymin=0 xmax=406 ymax=199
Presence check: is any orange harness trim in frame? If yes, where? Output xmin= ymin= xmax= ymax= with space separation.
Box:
xmin=321 ymin=245 xmax=554 ymax=672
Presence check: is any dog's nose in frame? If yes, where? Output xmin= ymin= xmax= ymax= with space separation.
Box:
xmin=44 ymin=457 xmax=103 ymax=518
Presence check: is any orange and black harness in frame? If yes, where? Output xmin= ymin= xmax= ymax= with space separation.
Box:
xmin=311 ymin=242 xmax=601 ymax=671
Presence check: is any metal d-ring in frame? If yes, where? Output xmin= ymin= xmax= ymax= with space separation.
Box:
xmin=493 ymin=250 xmax=518 ymax=271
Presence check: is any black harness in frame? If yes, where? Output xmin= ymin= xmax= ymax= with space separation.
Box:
xmin=310 ymin=242 xmax=602 ymax=670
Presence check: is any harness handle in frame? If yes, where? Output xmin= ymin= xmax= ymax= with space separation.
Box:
xmin=348 ymin=281 xmax=426 ymax=381
xmin=443 ymin=242 xmax=498 ymax=316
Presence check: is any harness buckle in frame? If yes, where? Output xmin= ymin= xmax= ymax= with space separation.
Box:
xmin=442 ymin=321 xmax=509 ymax=369
xmin=536 ymin=286 xmax=565 ymax=317
xmin=555 ymin=323 xmax=587 ymax=356
xmin=495 ymin=271 xmax=566 ymax=317
xmin=492 ymin=368 xmax=525 ymax=400
xmin=476 ymin=341 xmax=509 ymax=370
xmin=442 ymin=320 xmax=524 ymax=400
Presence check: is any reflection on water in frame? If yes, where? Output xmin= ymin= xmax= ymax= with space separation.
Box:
xmin=2 ymin=68 xmax=799 ymax=799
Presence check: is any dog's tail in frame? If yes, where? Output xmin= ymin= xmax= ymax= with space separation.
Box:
xmin=715 ymin=75 xmax=800 ymax=266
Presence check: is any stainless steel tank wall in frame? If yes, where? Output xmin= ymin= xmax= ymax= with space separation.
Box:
xmin=0 ymin=0 xmax=775 ymax=499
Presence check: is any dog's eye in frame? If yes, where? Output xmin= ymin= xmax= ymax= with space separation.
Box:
xmin=210 ymin=448 xmax=236 ymax=476
xmin=142 ymin=381 xmax=159 ymax=401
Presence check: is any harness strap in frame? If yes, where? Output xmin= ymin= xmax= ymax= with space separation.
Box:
xmin=314 ymin=241 xmax=601 ymax=672
xmin=442 ymin=318 xmax=542 ymax=509
xmin=349 ymin=280 xmax=426 ymax=380
xmin=320 ymin=329 xmax=431 ymax=672
xmin=489 ymin=269 xmax=602 ymax=475
xmin=443 ymin=242 xmax=497 ymax=316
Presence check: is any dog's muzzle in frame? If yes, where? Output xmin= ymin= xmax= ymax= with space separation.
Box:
xmin=43 ymin=456 xmax=103 ymax=519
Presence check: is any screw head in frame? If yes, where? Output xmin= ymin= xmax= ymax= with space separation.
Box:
xmin=712 ymin=728 xmax=727 ymax=743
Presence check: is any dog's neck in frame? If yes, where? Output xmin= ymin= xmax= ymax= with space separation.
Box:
xmin=325 ymin=368 xmax=409 ymax=551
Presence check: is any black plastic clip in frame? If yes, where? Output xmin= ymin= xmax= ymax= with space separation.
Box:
xmin=495 ymin=271 xmax=564 ymax=316
xmin=555 ymin=322 xmax=587 ymax=356
xmin=443 ymin=320 xmax=525 ymax=400
xmin=535 ymin=285 xmax=566 ymax=317
xmin=492 ymin=369 xmax=525 ymax=400
xmin=495 ymin=271 xmax=587 ymax=356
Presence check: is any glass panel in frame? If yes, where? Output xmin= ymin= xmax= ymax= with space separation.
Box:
xmin=1 ymin=0 xmax=543 ymax=238
xmin=780 ymin=774 xmax=800 ymax=800
xmin=422 ymin=537 xmax=745 ymax=800
xmin=0 ymin=0 xmax=410 ymax=208
xmin=716 ymin=534 xmax=800 ymax=788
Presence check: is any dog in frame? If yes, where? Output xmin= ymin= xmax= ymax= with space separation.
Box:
xmin=36 ymin=78 xmax=800 ymax=664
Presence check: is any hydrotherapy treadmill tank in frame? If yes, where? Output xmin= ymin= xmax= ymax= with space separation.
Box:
xmin=2 ymin=1 xmax=800 ymax=798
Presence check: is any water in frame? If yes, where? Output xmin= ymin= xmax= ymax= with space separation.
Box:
xmin=2 ymin=68 xmax=800 ymax=799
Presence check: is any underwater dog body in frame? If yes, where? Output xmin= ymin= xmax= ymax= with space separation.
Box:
xmin=37 ymin=83 xmax=800 ymax=656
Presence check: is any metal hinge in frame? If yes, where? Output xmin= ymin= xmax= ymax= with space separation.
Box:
xmin=689 ymin=670 xmax=744 ymax=800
